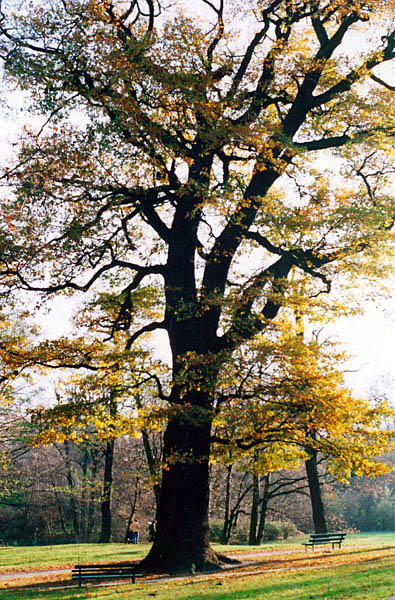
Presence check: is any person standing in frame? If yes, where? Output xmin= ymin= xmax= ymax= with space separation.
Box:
xmin=129 ymin=519 xmax=140 ymax=544
xmin=148 ymin=519 xmax=157 ymax=542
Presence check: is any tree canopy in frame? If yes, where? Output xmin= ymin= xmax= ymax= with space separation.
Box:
xmin=0 ymin=0 xmax=394 ymax=572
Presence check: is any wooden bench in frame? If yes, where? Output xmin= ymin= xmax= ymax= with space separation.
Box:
xmin=302 ymin=532 xmax=346 ymax=550
xmin=72 ymin=563 xmax=143 ymax=587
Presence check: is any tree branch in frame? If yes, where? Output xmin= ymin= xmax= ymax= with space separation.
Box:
xmin=2 ymin=262 xmax=164 ymax=295
xmin=203 ymin=0 xmax=224 ymax=69
xmin=126 ymin=320 xmax=168 ymax=349
xmin=370 ymin=73 xmax=395 ymax=91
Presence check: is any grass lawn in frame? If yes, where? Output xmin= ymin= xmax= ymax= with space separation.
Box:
xmin=0 ymin=532 xmax=394 ymax=573
xmin=0 ymin=543 xmax=150 ymax=572
xmin=0 ymin=550 xmax=393 ymax=600
xmin=216 ymin=531 xmax=395 ymax=553
xmin=0 ymin=532 xmax=393 ymax=600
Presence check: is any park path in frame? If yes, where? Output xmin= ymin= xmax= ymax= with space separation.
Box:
xmin=3 ymin=544 xmax=390 ymax=590
xmin=0 ymin=568 xmax=69 ymax=582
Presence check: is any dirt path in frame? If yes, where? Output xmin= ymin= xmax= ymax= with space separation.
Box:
xmin=0 ymin=547 xmax=297 ymax=582
xmin=0 ymin=569 xmax=69 ymax=582
xmin=0 ymin=548 xmax=299 ymax=584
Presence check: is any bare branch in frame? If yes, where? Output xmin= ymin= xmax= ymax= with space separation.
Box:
xmin=293 ymin=126 xmax=395 ymax=153
xmin=204 ymin=0 xmax=224 ymax=70
xmin=1 ymin=261 xmax=164 ymax=295
xmin=244 ymin=230 xmax=284 ymax=256
xmin=126 ymin=320 xmax=168 ymax=349
xmin=370 ymin=73 xmax=395 ymax=91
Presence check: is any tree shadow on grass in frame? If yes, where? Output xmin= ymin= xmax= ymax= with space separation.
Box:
xmin=178 ymin=561 xmax=395 ymax=600
xmin=1 ymin=554 xmax=393 ymax=600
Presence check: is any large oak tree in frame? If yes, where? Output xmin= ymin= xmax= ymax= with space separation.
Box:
xmin=0 ymin=0 xmax=394 ymax=571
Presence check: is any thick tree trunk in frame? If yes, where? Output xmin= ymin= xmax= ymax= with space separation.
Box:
xmin=305 ymin=449 xmax=327 ymax=533
xmin=99 ymin=439 xmax=114 ymax=543
xmin=140 ymin=414 xmax=231 ymax=573
xmin=140 ymin=205 xmax=238 ymax=572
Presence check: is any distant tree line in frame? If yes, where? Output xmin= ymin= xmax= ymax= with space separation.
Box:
xmin=0 ymin=408 xmax=393 ymax=546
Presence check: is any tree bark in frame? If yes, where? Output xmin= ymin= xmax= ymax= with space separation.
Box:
xmin=220 ymin=464 xmax=233 ymax=544
xmin=64 ymin=440 xmax=80 ymax=540
xmin=248 ymin=471 xmax=260 ymax=545
xmin=80 ymin=445 xmax=89 ymax=541
xmin=86 ymin=448 xmax=100 ymax=542
xmin=99 ymin=439 xmax=114 ymax=543
xmin=124 ymin=478 xmax=140 ymax=543
xmin=140 ymin=413 xmax=231 ymax=572
xmin=141 ymin=428 xmax=161 ymax=514
xmin=305 ymin=449 xmax=327 ymax=533
xmin=256 ymin=474 xmax=270 ymax=545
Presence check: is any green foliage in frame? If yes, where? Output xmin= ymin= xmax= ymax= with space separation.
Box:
xmin=209 ymin=519 xmax=248 ymax=544
xmin=263 ymin=521 xmax=283 ymax=541
xmin=281 ymin=521 xmax=298 ymax=539
xmin=326 ymin=465 xmax=395 ymax=532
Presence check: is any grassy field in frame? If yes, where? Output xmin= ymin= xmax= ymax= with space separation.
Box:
xmin=0 ymin=532 xmax=394 ymax=573
xmin=0 ymin=550 xmax=393 ymax=599
xmin=0 ymin=533 xmax=393 ymax=600
xmin=0 ymin=542 xmax=149 ymax=573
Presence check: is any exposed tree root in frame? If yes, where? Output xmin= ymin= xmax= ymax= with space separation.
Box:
xmin=139 ymin=545 xmax=240 ymax=575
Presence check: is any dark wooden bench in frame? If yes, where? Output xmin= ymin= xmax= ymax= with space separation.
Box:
xmin=303 ymin=532 xmax=346 ymax=550
xmin=72 ymin=563 xmax=143 ymax=587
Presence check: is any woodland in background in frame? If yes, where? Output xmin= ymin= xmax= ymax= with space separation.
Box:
xmin=0 ymin=408 xmax=393 ymax=546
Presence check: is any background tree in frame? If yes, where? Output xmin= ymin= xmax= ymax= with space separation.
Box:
xmin=213 ymin=325 xmax=394 ymax=538
xmin=0 ymin=0 xmax=395 ymax=571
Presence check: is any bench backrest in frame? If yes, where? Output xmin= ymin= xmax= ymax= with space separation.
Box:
xmin=309 ymin=532 xmax=346 ymax=540
xmin=75 ymin=563 xmax=136 ymax=568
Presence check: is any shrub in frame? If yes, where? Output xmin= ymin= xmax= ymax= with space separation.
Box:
xmin=263 ymin=520 xmax=298 ymax=541
xmin=281 ymin=521 xmax=298 ymax=539
xmin=209 ymin=520 xmax=223 ymax=543
xmin=263 ymin=521 xmax=282 ymax=540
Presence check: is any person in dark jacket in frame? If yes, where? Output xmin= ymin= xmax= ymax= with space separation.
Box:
xmin=148 ymin=519 xmax=157 ymax=542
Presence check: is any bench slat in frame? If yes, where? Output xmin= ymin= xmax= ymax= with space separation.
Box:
xmin=72 ymin=571 xmax=140 ymax=575
xmin=75 ymin=562 xmax=137 ymax=567
xmin=72 ymin=563 xmax=142 ymax=586
xmin=309 ymin=535 xmax=345 ymax=539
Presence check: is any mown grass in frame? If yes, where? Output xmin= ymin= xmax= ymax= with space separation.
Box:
xmin=0 ymin=543 xmax=150 ymax=572
xmin=0 ymin=532 xmax=394 ymax=573
xmin=216 ymin=531 xmax=395 ymax=553
xmin=0 ymin=551 xmax=394 ymax=600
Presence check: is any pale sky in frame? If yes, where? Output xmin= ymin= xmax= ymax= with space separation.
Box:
xmin=332 ymin=302 xmax=395 ymax=401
